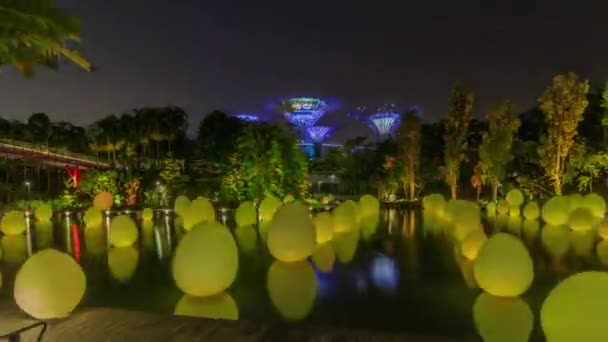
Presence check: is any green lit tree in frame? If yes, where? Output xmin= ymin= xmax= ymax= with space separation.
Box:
xmin=396 ymin=110 xmax=422 ymax=200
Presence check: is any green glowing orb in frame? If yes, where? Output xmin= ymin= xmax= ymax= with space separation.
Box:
xmin=496 ymin=200 xmax=510 ymax=215
xmin=172 ymin=222 xmax=238 ymax=297
xmin=494 ymin=214 xmax=508 ymax=231
xmin=267 ymin=260 xmax=317 ymax=321
xmin=541 ymin=224 xmax=570 ymax=257
xmin=569 ymin=193 xmax=584 ymax=211
xmin=333 ymin=228 xmax=360 ymax=264
xmin=447 ymin=200 xmax=481 ymax=241
xmin=109 ymin=215 xmax=138 ymax=247
xmin=522 ymin=202 xmax=540 ymax=220
xmin=509 ymin=206 xmax=520 ymax=217
xmin=522 ymin=220 xmax=540 ymax=242
xmin=473 ymin=233 xmax=534 ymax=297
xmin=93 ymin=191 xmax=113 ymax=211
xmin=542 ymin=196 xmax=571 ymax=225
xmin=357 ymin=194 xmax=380 ymax=221
xmin=192 ymin=197 xmax=216 ymax=223
xmin=312 ymin=242 xmax=335 ymax=273
xmin=461 ymin=229 xmax=487 ymax=261
xmin=34 ymin=204 xmax=53 ymax=221
xmin=598 ymin=220 xmax=608 ymax=239
xmin=506 ymin=216 xmax=522 ymax=236
xmin=1 ymin=235 xmax=27 ymax=264
xmin=83 ymin=207 xmax=103 ymax=227
xmin=473 ymin=292 xmax=533 ymax=342
xmin=173 ymin=195 xmax=191 ymax=216
xmin=267 ymin=203 xmax=315 ymax=262
xmin=141 ymin=208 xmax=154 ymax=221
xmin=235 ymin=201 xmax=257 ymax=227
xmin=541 ymin=271 xmax=608 ymax=342
xmin=333 ymin=202 xmax=357 ymax=233
xmin=259 ymin=196 xmax=282 ymax=223
xmin=0 ymin=211 xmax=25 ymax=235
xmin=486 ymin=202 xmax=496 ymax=217
xmin=506 ymin=189 xmax=525 ymax=208
xmin=359 ymin=214 xmax=379 ymax=240
xmin=35 ymin=221 xmax=54 ymax=250
xmin=570 ymin=230 xmax=595 ymax=257
xmin=174 ymin=292 xmax=238 ymax=320
xmin=596 ymin=240 xmax=608 ymax=266
xmin=568 ymin=207 xmax=595 ymax=232
xmin=313 ymin=212 xmax=334 ymax=244
xmin=108 ymin=246 xmax=139 ymax=283
xmin=321 ymin=196 xmax=330 ymax=205
xmin=235 ymin=225 xmax=257 ymax=254
xmin=423 ymin=194 xmax=447 ymax=216
xmin=581 ymin=193 xmax=606 ymax=218
xmin=14 ymin=249 xmax=86 ymax=319
xmin=84 ymin=225 xmax=106 ymax=257
xmin=283 ymin=194 xmax=295 ymax=204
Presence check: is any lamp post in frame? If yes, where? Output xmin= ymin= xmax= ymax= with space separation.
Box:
xmin=24 ymin=180 xmax=32 ymax=212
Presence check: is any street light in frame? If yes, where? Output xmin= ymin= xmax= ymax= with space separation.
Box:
xmin=24 ymin=180 xmax=32 ymax=212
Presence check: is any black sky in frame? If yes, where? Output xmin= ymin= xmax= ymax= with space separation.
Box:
xmin=1 ymin=1 xmax=608 ymax=141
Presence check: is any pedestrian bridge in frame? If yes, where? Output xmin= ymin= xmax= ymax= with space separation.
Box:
xmin=0 ymin=138 xmax=109 ymax=169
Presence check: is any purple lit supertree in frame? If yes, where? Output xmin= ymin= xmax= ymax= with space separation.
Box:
xmin=234 ymin=113 xmax=261 ymax=122
xmin=348 ymin=104 xmax=402 ymax=139
xmin=281 ymin=97 xmax=328 ymax=129
xmin=305 ymin=126 xmax=335 ymax=143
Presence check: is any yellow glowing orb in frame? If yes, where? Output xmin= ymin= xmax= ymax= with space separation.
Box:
xmin=321 ymin=196 xmax=330 ymax=205
xmin=14 ymin=249 xmax=86 ymax=319
xmin=267 ymin=203 xmax=315 ymax=262
xmin=598 ymin=220 xmax=608 ymax=239
xmin=109 ymin=215 xmax=138 ymax=247
xmin=235 ymin=225 xmax=257 ymax=254
xmin=506 ymin=216 xmax=522 ymax=235
xmin=541 ymin=271 xmax=608 ymax=342
xmin=333 ymin=202 xmax=357 ymax=233
xmin=357 ymin=194 xmax=380 ymax=220
xmin=509 ymin=207 xmax=520 ymax=217
xmin=34 ymin=204 xmax=53 ymax=221
xmin=181 ymin=198 xmax=216 ymax=230
xmin=522 ymin=220 xmax=540 ymax=241
xmin=267 ymin=260 xmax=317 ymax=321
xmin=496 ymin=200 xmax=510 ymax=215
xmin=1 ymin=211 xmax=25 ymax=235
xmin=283 ymin=194 xmax=295 ymax=204
xmin=359 ymin=214 xmax=379 ymax=240
xmin=173 ymin=195 xmax=191 ymax=216
xmin=596 ymin=240 xmax=608 ymax=266
xmin=174 ymin=292 xmax=238 ymax=320
xmin=35 ymin=221 xmax=54 ymax=250
xmin=140 ymin=221 xmax=155 ymax=252
xmin=473 ymin=233 xmax=534 ymax=297
xmin=1 ymin=235 xmax=27 ymax=264
xmin=506 ymin=189 xmax=525 ymax=208
xmin=312 ymin=242 xmax=335 ymax=273
xmin=542 ymin=196 xmax=571 ymax=225
xmin=85 ymin=225 xmax=106 ymax=257
xmin=108 ymin=246 xmax=139 ymax=283
xmin=461 ymin=229 xmax=488 ymax=261
xmin=569 ymin=207 xmax=596 ymax=232
xmin=333 ymin=228 xmax=360 ymax=263
xmin=172 ymin=222 xmax=238 ymax=297
xmin=259 ymin=196 xmax=282 ymax=223
xmin=235 ymin=201 xmax=257 ymax=227
xmin=495 ymin=214 xmax=509 ymax=231
xmin=569 ymin=193 xmax=584 ymax=211
xmin=570 ymin=230 xmax=595 ymax=257
xmin=83 ymin=207 xmax=103 ymax=227
xmin=541 ymin=224 xmax=570 ymax=257
xmin=581 ymin=193 xmax=606 ymax=218
xmin=486 ymin=202 xmax=497 ymax=217
xmin=313 ymin=212 xmax=334 ymax=244
xmin=423 ymin=194 xmax=447 ymax=214
xmin=447 ymin=200 xmax=481 ymax=241
xmin=522 ymin=202 xmax=540 ymax=220
xmin=93 ymin=191 xmax=113 ymax=211
xmin=141 ymin=208 xmax=154 ymax=221
xmin=473 ymin=292 xmax=533 ymax=342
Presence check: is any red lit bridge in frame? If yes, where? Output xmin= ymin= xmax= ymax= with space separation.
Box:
xmin=0 ymin=139 xmax=109 ymax=170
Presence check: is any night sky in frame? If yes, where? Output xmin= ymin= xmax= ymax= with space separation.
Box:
xmin=1 ymin=1 xmax=608 ymax=141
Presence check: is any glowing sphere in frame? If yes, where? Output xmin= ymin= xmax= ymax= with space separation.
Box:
xmin=358 ymin=194 xmax=380 ymax=220
xmin=267 ymin=203 xmax=315 ymax=262
xmin=108 ymin=246 xmax=139 ymax=283
xmin=267 ymin=260 xmax=317 ymax=321
xmin=569 ymin=207 xmax=595 ymax=231
xmin=1 ymin=211 xmax=25 ymax=235
xmin=333 ymin=228 xmax=360 ymax=263
xmin=495 ymin=214 xmax=508 ymax=231
xmin=596 ymin=240 xmax=608 ymax=265
xmin=83 ymin=207 xmax=103 ymax=226
xmin=506 ymin=216 xmax=522 ymax=235
xmin=522 ymin=220 xmax=540 ymax=241
xmin=1 ymin=235 xmax=27 ymax=264
xmin=312 ymin=242 xmax=335 ymax=273
xmin=447 ymin=200 xmax=481 ymax=241
xmin=235 ymin=225 xmax=257 ymax=254
xmin=109 ymin=215 xmax=138 ymax=247
xmin=321 ymin=196 xmax=330 ymax=205
xmin=506 ymin=189 xmax=525 ymax=208
xmin=141 ymin=208 xmax=154 ymax=221
xmin=496 ymin=200 xmax=509 ymax=215
xmin=581 ymin=193 xmax=606 ymax=217
xmin=569 ymin=194 xmax=584 ymax=211
xmin=370 ymin=255 xmax=399 ymax=294
xmin=14 ymin=249 xmax=86 ymax=319
xmin=598 ymin=220 xmax=608 ymax=239
xmin=173 ymin=195 xmax=191 ymax=216
xmin=93 ymin=191 xmax=113 ymax=211
xmin=172 ymin=222 xmax=238 ymax=297
xmin=461 ymin=229 xmax=488 ymax=261
xmin=570 ymin=230 xmax=595 ymax=257
xmin=174 ymin=292 xmax=238 ymax=320
xmin=140 ymin=221 xmax=155 ymax=252
xmin=359 ymin=214 xmax=379 ymax=240
xmin=541 ymin=271 xmax=608 ymax=342
xmin=333 ymin=202 xmax=357 ymax=233
xmin=85 ymin=225 xmax=106 ymax=257
xmin=522 ymin=202 xmax=540 ymax=220
xmin=35 ymin=204 xmax=53 ymax=221
xmin=473 ymin=293 xmax=533 ymax=342
xmin=259 ymin=196 xmax=282 ymax=222
xmin=486 ymin=202 xmax=496 ymax=217
xmin=35 ymin=221 xmax=54 ymax=250
xmin=283 ymin=194 xmax=295 ymax=204
xmin=235 ymin=201 xmax=257 ymax=227
xmin=313 ymin=212 xmax=333 ymax=244
xmin=542 ymin=196 xmax=571 ymax=225
xmin=541 ymin=224 xmax=570 ymax=257
xmin=473 ymin=233 xmax=534 ymax=297
xmin=509 ymin=207 xmax=520 ymax=217
xmin=423 ymin=194 xmax=447 ymax=215
xmin=192 ymin=197 xmax=216 ymax=223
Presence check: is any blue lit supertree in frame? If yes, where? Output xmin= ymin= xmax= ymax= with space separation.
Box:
xmin=305 ymin=126 xmax=335 ymax=143
xmin=234 ymin=113 xmax=261 ymax=122
xmin=349 ymin=104 xmax=402 ymax=139
xmin=281 ymin=97 xmax=328 ymax=129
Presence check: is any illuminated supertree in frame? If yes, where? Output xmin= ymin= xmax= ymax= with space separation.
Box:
xmin=281 ymin=97 xmax=328 ymax=129
xmin=305 ymin=126 xmax=335 ymax=143
xmin=349 ymin=104 xmax=402 ymax=139
xmin=234 ymin=113 xmax=261 ymax=122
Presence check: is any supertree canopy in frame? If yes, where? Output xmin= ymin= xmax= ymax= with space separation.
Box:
xmin=234 ymin=114 xmax=261 ymax=122
xmin=282 ymin=98 xmax=328 ymax=129
xmin=349 ymin=105 xmax=402 ymax=138
xmin=305 ymin=126 xmax=335 ymax=143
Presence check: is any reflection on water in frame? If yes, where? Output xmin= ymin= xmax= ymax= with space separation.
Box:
xmin=473 ymin=292 xmax=533 ymax=342
xmin=1 ymin=235 xmax=27 ymax=264
xmin=267 ymin=260 xmax=317 ymax=321
xmin=174 ymin=292 xmax=238 ymax=320
xmin=108 ymin=246 xmax=139 ymax=283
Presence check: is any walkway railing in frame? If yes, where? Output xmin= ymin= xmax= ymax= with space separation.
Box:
xmin=0 ymin=138 xmax=109 ymax=169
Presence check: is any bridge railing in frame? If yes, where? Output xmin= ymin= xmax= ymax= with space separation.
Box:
xmin=0 ymin=138 xmax=109 ymax=167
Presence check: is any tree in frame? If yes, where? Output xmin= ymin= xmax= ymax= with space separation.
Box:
xmin=196 ymin=111 xmax=243 ymax=166
xmin=478 ymin=99 xmax=520 ymax=202
xmin=442 ymin=84 xmax=475 ymax=199
xmin=538 ymin=73 xmax=589 ymax=194
xmin=396 ymin=111 xmax=421 ymax=200
xmin=26 ymin=112 xmax=51 ymax=146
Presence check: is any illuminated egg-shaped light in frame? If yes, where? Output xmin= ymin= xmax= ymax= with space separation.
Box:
xmin=541 ymin=271 xmax=608 ymax=342
xmin=506 ymin=189 xmax=525 ymax=208
xmin=359 ymin=214 xmax=379 ymax=240
xmin=581 ymin=193 xmax=606 ymax=218
xmin=569 ymin=193 xmax=584 ymax=211
xmin=35 ymin=221 xmax=54 ymax=250
xmin=447 ymin=200 xmax=481 ymax=241
xmin=541 ymin=224 xmax=570 ymax=258
xmin=259 ymin=196 xmax=282 ymax=223
xmin=370 ymin=254 xmax=399 ymax=294
xmin=461 ymin=229 xmax=488 ymax=261
xmin=174 ymin=292 xmax=238 ymax=320
xmin=473 ymin=292 xmax=533 ymax=342
xmin=542 ymin=196 xmax=571 ymax=225
xmin=235 ymin=225 xmax=257 ymax=254
xmin=34 ymin=204 xmax=53 ymax=221
xmin=596 ymin=240 xmax=608 ymax=266
xmin=0 ymin=211 xmax=25 ymax=235
xmin=333 ymin=228 xmax=360 ymax=263
xmin=312 ymin=242 xmax=335 ymax=273
xmin=1 ymin=235 xmax=27 ymax=264
xmin=109 ymin=215 xmax=138 ymax=247
xmin=473 ymin=233 xmax=534 ymax=297
xmin=140 ymin=221 xmax=155 ymax=252
xmin=85 ymin=225 xmax=106 ymax=257
xmin=193 ymin=197 xmax=216 ymax=222
xmin=506 ymin=216 xmax=522 ymax=236
xmin=494 ymin=214 xmax=508 ymax=232
xmin=568 ymin=207 xmax=595 ymax=231
xmin=172 ymin=222 xmax=238 ymax=297
xmin=181 ymin=205 xmax=203 ymax=231
xmin=108 ymin=246 xmax=139 ymax=283
xmin=522 ymin=220 xmax=540 ymax=242
xmin=569 ymin=230 xmax=595 ymax=257
xmin=173 ymin=195 xmax=191 ymax=216
xmin=598 ymin=220 xmax=608 ymax=239
xmin=267 ymin=203 xmax=315 ymax=262
xmin=456 ymin=256 xmax=478 ymax=289
xmin=486 ymin=202 xmax=497 ymax=217
xmin=333 ymin=202 xmax=357 ymax=233
xmin=93 ymin=191 xmax=113 ymax=211
xmin=509 ymin=207 xmax=520 ymax=217
xmin=283 ymin=194 xmax=295 ymax=204
xmin=496 ymin=200 xmax=510 ymax=216
xmin=423 ymin=193 xmax=446 ymax=214
xmin=141 ymin=208 xmax=154 ymax=221
xmin=321 ymin=196 xmax=330 ymax=205
xmin=83 ymin=207 xmax=103 ymax=227
xmin=267 ymin=260 xmax=317 ymax=321
xmin=14 ymin=249 xmax=86 ymax=319
xmin=358 ymin=194 xmax=380 ymax=220
xmin=522 ymin=202 xmax=540 ymax=220
xmin=313 ymin=212 xmax=333 ymax=244
xmin=235 ymin=201 xmax=257 ymax=227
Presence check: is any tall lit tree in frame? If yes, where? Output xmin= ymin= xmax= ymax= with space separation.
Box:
xmin=600 ymin=82 xmax=608 ymax=147
xmin=538 ymin=73 xmax=589 ymax=194
xmin=442 ymin=84 xmax=475 ymax=199
xmin=396 ymin=110 xmax=421 ymax=200
xmin=477 ymin=100 xmax=520 ymax=202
